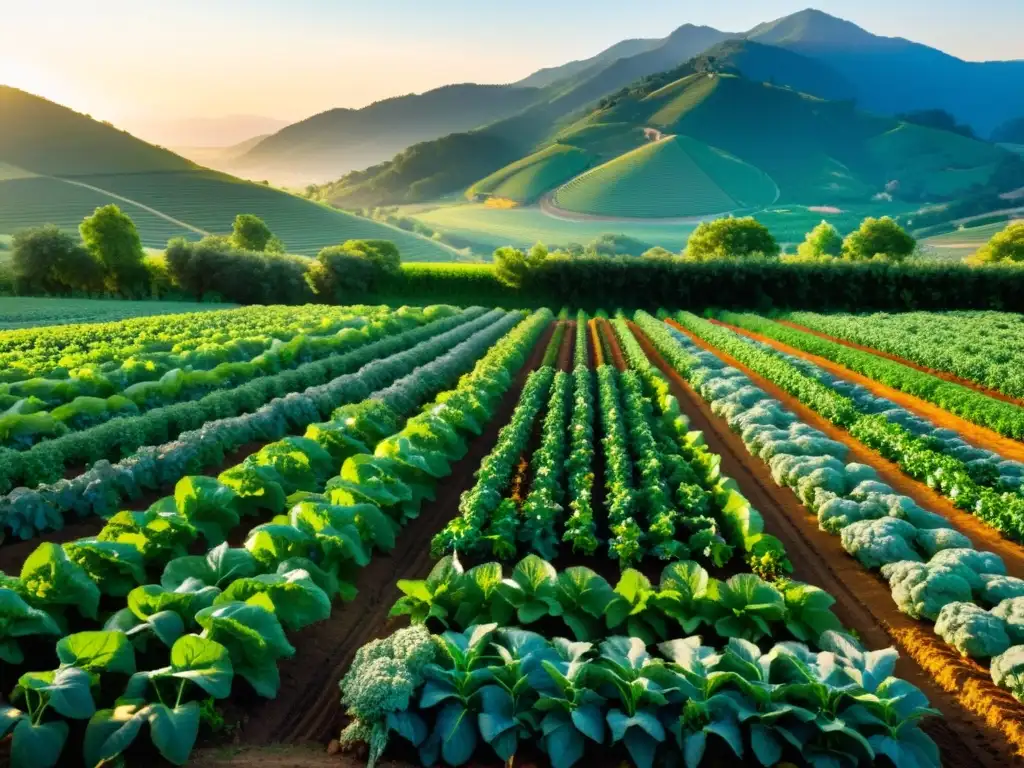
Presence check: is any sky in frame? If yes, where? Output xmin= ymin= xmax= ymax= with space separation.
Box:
xmin=2 ymin=0 xmax=1023 ymax=144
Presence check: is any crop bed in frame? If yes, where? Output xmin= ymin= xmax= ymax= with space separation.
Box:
xmin=2 ymin=304 xmax=1024 ymax=768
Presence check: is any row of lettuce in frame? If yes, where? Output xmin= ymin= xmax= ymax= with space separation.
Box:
xmin=337 ymin=312 xmax=946 ymax=768
xmin=0 ymin=306 xmax=551 ymax=767
xmin=0 ymin=304 xmax=445 ymax=452
xmin=635 ymin=312 xmax=1024 ymax=710
xmin=781 ymin=310 xmax=1024 ymax=402
xmin=0 ymin=307 xmax=498 ymax=538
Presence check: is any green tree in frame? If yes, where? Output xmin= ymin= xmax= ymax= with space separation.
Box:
xmin=842 ymin=217 xmax=916 ymax=262
xmin=493 ymin=242 xmax=547 ymax=288
xmin=641 ymin=246 xmax=676 ymax=260
xmin=796 ymin=220 xmax=844 ymax=261
xmin=586 ymin=233 xmax=653 ymax=258
xmin=305 ymin=239 xmax=401 ymax=301
xmin=230 ymin=214 xmax=276 ymax=252
xmin=973 ymin=221 xmax=1024 ymax=263
xmin=11 ymin=225 xmax=103 ymax=294
xmin=684 ymin=217 xmax=779 ymax=261
xmin=79 ymin=204 xmax=147 ymax=292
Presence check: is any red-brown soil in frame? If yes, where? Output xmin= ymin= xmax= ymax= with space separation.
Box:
xmin=629 ymin=320 xmax=1024 ymax=766
xmin=718 ymin=318 xmax=1024 ymax=465
xmin=235 ymin=323 xmax=554 ymax=747
xmin=595 ymin=317 xmax=627 ymax=371
xmin=778 ymin=318 xmax=1024 ymax=409
xmin=588 ymin=319 xmax=605 ymax=367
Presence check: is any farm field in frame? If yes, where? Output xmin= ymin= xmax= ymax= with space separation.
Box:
xmin=2 ymin=302 xmax=1024 ymax=768
xmin=919 ymin=221 xmax=1016 ymax=260
xmin=0 ymin=172 xmax=455 ymax=260
xmin=0 ymin=296 xmax=236 ymax=329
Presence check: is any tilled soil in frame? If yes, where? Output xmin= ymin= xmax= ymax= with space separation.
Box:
xmin=777 ymin=318 xmax=1024 ymax=409
xmin=690 ymin=319 xmax=1024 ymax=577
xmin=634 ymin=320 xmax=1024 ymax=765
xmin=234 ymin=322 xmax=555 ymax=747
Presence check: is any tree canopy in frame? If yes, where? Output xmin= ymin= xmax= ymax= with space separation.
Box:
xmin=79 ymin=204 xmax=147 ymax=292
xmin=684 ymin=217 xmax=779 ymax=261
xmin=841 ymin=217 xmax=916 ymax=262
xmin=11 ymin=225 xmax=103 ymax=295
xmin=230 ymin=214 xmax=283 ymax=253
xmin=897 ymin=109 xmax=975 ymax=138
xmin=973 ymin=221 xmax=1024 ymax=264
xmin=306 ymin=238 xmax=403 ymax=301
xmin=493 ymin=242 xmax=547 ymax=288
xmin=796 ymin=220 xmax=844 ymax=261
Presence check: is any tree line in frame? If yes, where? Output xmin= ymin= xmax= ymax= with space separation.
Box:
xmin=3 ymin=206 xmax=1021 ymax=305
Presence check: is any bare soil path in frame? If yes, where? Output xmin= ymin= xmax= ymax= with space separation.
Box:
xmin=629 ymin=321 xmax=1024 ymax=765
xmin=235 ymin=323 xmax=555 ymax=747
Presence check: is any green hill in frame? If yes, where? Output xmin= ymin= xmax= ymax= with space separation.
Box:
xmin=550 ymin=135 xmax=775 ymax=218
xmin=467 ymin=144 xmax=594 ymax=203
xmin=0 ymin=87 xmax=455 ymax=259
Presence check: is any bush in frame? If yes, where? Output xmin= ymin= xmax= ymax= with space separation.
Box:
xmin=11 ymin=225 xmax=104 ymax=295
xmin=165 ymin=237 xmax=312 ymax=304
xmin=586 ymin=233 xmax=653 ymax=258
xmin=842 ymin=217 xmax=916 ymax=262
xmin=306 ymin=239 xmax=402 ymax=302
xmin=685 ymin=217 xmax=779 ymax=261
xmin=973 ymin=221 xmax=1024 ymax=264
xmin=230 ymin=214 xmax=283 ymax=253
xmin=493 ymin=243 xmax=547 ymax=288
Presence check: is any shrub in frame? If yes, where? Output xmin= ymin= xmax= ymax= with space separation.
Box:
xmin=796 ymin=221 xmax=844 ymax=261
xmin=306 ymin=239 xmax=402 ymax=302
xmin=80 ymin=204 xmax=148 ymax=294
xmin=11 ymin=225 xmax=103 ymax=295
xmin=973 ymin=221 xmax=1024 ymax=264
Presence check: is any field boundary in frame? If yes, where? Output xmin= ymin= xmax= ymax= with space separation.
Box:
xmin=53 ymin=175 xmax=210 ymax=235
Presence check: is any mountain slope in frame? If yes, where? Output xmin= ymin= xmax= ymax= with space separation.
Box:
xmin=227 ymin=84 xmax=542 ymax=185
xmin=746 ymin=8 xmax=1024 ymax=135
xmin=0 ymin=88 xmax=456 ymax=259
xmin=0 ymin=86 xmax=195 ymax=175
xmin=515 ymin=36 xmax=665 ymax=89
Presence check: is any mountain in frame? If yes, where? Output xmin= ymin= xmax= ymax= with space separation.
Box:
xmin=0 ymin=87 xmax=456 ymax=260
xmin=515 ymin=36 xmax=665 ymax=89
xmin=226 ymin=84 xmax=543 ymax=185
xmin=0 ymin=86 xmax=195 ymax=175
xmin=124 ymin=114 xmax=289 ymax=149
xmin=318 ymin=25 xmax=737 ymax=207
xmin=746 ymin=8 xmax=1024 ymax=136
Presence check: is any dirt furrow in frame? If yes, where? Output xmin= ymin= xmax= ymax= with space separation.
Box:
xmin=628 ymin=321 xmax=1024 ymax=767
xmin=237 ymin=323 xmax=555 ymax=747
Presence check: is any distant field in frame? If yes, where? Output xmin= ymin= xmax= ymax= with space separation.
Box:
xmin=0 ymin=296 xmax=235 ymax=329
xmin=999 ymin=143 xmax=1024 ymax=157
xmin=0 ymin=171 xmax=456 ymax=260
xmin=412 ymin=200 xmax=909 ymax=254
xmin=550 ymin=136 xmax=776 ymax=218
xmin=414 ymin=202 xmax=698 ymax=251
xmin=919 ymin=220 xmax=1010 ymax=260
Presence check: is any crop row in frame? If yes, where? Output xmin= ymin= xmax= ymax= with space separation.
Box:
xmin=0 ymin=307 xmax=497 ymax=538
xmin=0 ymin=306 xmax=439 ymax=450
xmin=718 ymin=312 xmax=1024 ymax=439
xmin=338 ymin=313 xmax=945 ymax=768
xmin=677 ymin=312 xmax=1024 ymax=544
xmin=783 ymin=309 xmax=1024 ymax=400
xmin=0 ymin=308 xmax=551 ymax=767
xmin=635 ymin=311 xmax=1024 ymax=709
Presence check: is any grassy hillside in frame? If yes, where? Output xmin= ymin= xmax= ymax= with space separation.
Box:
xmin=467 ymin=144 xmax=594 ymax=203
xmin=0 ymin=88 xmax=456 ymax=260
xmin=551 ymin=135 xmax=776 ymax=218
xmin=0 ymin=87 xmax=194 ymax=175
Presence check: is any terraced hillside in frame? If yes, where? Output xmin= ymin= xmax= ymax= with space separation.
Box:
xmin=466 ymin=144 xmax=594 ymax=204
xmin=550 ymin=134 xmax=776 ymax=218
xmin=0 ymin=87 xmax=455 ymax=259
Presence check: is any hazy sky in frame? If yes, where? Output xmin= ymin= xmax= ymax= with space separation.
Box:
xmin=2 ymin=0 xmax=1022 ymax=131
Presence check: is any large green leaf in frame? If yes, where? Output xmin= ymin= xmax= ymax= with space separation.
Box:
xmin=11 ymin=719 xmax=68 ymax=768
xmin=215 ymin=569 xmax=331 ymax=631
xmin=97 ymin=509 xmax=196 ymax=561
xmin=56 ymin=630 xmax=136 ymax=675
xmin=62 ymin=539 xmax=147 ymax=598
xmin=173 ymin=476 xmax=241 ymax=545
xmin=217 ymin=462 xmax=287 ymax=517
xmin=14 ymin=667 xmax=95 ymax=720
xmin=195 ymin=601 xmax=293 ymax=698
xmin=19 ymin=542 xmax=100 ymax=619
xmin=84 ymin=701 xmax=200 ymax=767
xmin=148 ymin=702 xmax=201 ymax=765
xmin=170 ymin=634 xmax=234 ymax=699
xmin=0 ymin=588 xmax=61 ymax=663
xmin=160 ymin=542 xmax=260 ymax=590
xmin=243 ymin=524 xmax=315 ymax=569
